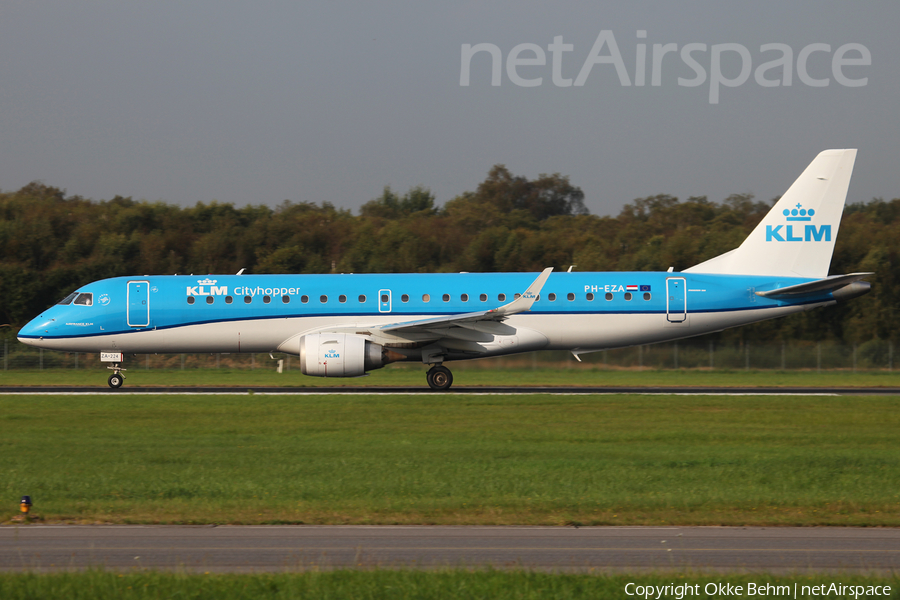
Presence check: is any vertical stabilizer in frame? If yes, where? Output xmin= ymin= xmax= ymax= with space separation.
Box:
xmin=685 ymin=149 xmax=857 ymax=278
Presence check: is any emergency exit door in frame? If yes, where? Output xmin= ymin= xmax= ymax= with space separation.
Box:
xmin=666 ymin=277 xmax=686 ymax=323
xmin=378 ymin=289 xmax=392 ymax=313
xmin=127 ymin=280 xmax=150 ymax=327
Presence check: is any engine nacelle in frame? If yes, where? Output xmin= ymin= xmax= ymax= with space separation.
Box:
xmin=298 ymin=333 xmax=399 ymax=377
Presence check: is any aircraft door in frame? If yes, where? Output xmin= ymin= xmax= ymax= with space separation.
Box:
xmin=127 ymin=280 xmax=150 ymax=328
xmin=378 ymin=289 xmax=392 ymax=313
xmin=666 ymin=277 xmax=686 ymax=323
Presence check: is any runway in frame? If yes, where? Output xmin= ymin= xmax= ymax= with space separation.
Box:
xmin=1 ymin=525 xmax=898 ymax=573
xmin=1 ymin=385 xmax=899 ymax=395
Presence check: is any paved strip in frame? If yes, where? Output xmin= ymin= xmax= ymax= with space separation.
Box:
xmin=0 ymin=391 xmax=844 ymax=396
xmin=1 ymin=386 xmax=897 ymax=395
xmin=1 ymin=526 xmax=898 ymax=573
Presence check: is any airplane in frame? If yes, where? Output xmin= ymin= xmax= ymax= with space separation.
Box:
xmin=17 ymin=149 xmax=871 ymax=390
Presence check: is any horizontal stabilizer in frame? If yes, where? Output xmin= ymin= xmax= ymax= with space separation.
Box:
xmin=755 ymin=273 xmax=872 ymax=298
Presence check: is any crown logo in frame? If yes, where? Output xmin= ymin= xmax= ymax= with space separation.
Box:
xmin=197 ymin=278 xmax=217 ymax=285
xmin=783 ymin=203 xmax=814 ymax=222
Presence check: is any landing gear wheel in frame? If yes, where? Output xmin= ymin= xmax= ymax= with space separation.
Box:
xmin=426 ymin=365 xmax=453 ymax=391
xmin=108 ymin=373 xmax=124 ymax=389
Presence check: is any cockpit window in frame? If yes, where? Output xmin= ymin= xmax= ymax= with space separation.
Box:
xmin=57 ymin=292 xmax=78 ymax=305
xmin=74 ymin=293 xmax=93 ymax=306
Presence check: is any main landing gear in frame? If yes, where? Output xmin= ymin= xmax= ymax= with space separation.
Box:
xmin=107 ymin=363 xmax=126 ymax=389
xmin=426 ymin=365 xmax=453 ymax=391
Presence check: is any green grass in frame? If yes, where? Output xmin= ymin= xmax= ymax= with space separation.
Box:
xmin=2 ymin=393 xmax=899 ymax=526
xmin=4 ymin=364 xmax=900 ymax=387
xmin=0 ymin=571 xmax=897 ymax=600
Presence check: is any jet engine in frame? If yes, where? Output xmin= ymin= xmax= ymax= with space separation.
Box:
xmin=298 ymin=332 xmax=402 ymax=377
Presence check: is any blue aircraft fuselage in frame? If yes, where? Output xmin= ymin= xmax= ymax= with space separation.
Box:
xmin=19 ymin=270 xmax=831 ymax=349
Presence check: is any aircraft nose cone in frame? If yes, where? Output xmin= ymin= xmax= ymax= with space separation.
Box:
xmin=17 ymin=316 xmax=52 ymax=345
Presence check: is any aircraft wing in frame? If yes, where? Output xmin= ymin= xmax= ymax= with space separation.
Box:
xmin=377 ymin=267 xmax=553 ymax=334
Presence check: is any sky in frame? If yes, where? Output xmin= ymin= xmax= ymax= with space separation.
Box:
xmin=0 ymin=1 xmax=897 ymax=216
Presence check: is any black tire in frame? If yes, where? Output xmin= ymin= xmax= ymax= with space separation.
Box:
xmin=426 ymin=365 xmax=453 ymax=391
xmin=108 ymin=373 xmax=124 ymax=389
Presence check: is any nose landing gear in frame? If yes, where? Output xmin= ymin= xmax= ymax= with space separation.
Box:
xmin=107 ymin=363 xmax=126 ymax=389
xmin=426 ymin=365 xmax=453 ymax=391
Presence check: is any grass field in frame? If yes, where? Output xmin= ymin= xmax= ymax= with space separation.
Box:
xmin=1 ymin=392 xmax=898 ymax=526
xmin=3 ymin=364 xmax=900 ymax=387
xmin=0 ymin=571 xmax=896 ymax=600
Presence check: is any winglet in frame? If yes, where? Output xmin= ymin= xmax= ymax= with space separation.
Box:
xmin=376 ymin=267 xmax=554 ymax=334
xmin=491 ymin=267 xmax=553 ymax=317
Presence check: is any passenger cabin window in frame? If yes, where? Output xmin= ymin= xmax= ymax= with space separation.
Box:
xmin=624 ymin=292 xmax=633 ymax=301
xmin=567 ymin=293 xmax=575 ymax=301
xmin=460 ymin=294 xmax=468 ymax=302
xmin=301 ymin=295 xmax=309 ymax=303
xmin=225 ymin=296 xmax=233 ymax=304
xmin=442 ymin=294 xmax=450 ymax=302
xmin=263 ymin=295 xmax=271 ymax=304
xmin=74 ymin=293 xmax=93 ymax=306
xmin=605 ymin=292 xmax=613 ymax=300
xmin=586 ymin=293 xmax=594 ymax=301
xmin=498 ymin=293 xmax=506 ymax=302
xmin=58 ymin=292 xmax=78 ymax=305
xmin=480 ymin=294 xmax=487 ymax=302
xmin=422 ymin=294 xmax=430 ymax=302
xmin=282 ymin=295 xmax=290 ymax=303
xmin=514 ymin=293 xmax=521 ymax=300
xmin=320 ymin=295 xmax=328 ymax=303
xmin=244 ymin=296 xmax=252 ymax=304
xmin=187 ymin=297 xmax=195 ymax=305
xmin=401 ymin=294 xmax=409 ymax=302
xmin=381 ymin=294 xmax=389 ymax=303
xmin=548 ymin=293 xmax=556 ymax=301
xmin=358 ymin=295 xmax=366 ymax=303
xmin=643 ymin=292 xmax=651 ymax=300
xmin=206 ymin=296 xmax=214 ymax=305
xmin=339 ymin=295 xmax=347 ymax=303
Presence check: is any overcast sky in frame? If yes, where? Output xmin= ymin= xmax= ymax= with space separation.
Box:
xmin=1 ymin=1 xmax=897 ymax=215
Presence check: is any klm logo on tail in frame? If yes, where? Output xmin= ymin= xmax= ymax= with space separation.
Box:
xmin=766 ymin=204 xmax=831 ymax=242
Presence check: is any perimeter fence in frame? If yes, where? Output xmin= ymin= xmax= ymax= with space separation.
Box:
xmin=0 ymin=336 xmax=896 ymax=372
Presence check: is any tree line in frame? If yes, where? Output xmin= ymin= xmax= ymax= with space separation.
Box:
xmin=1 ymin=165 xmax=897 ymax=345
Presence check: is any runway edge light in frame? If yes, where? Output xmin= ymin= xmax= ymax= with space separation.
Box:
xmin=20 ymin=495 xmax=32 ymax=514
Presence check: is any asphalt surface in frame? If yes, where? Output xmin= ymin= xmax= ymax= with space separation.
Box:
xmin=1 ymin=525 xmax=898 ymax=573
xmin=2 ymin=386 xmax=900 ymax=395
